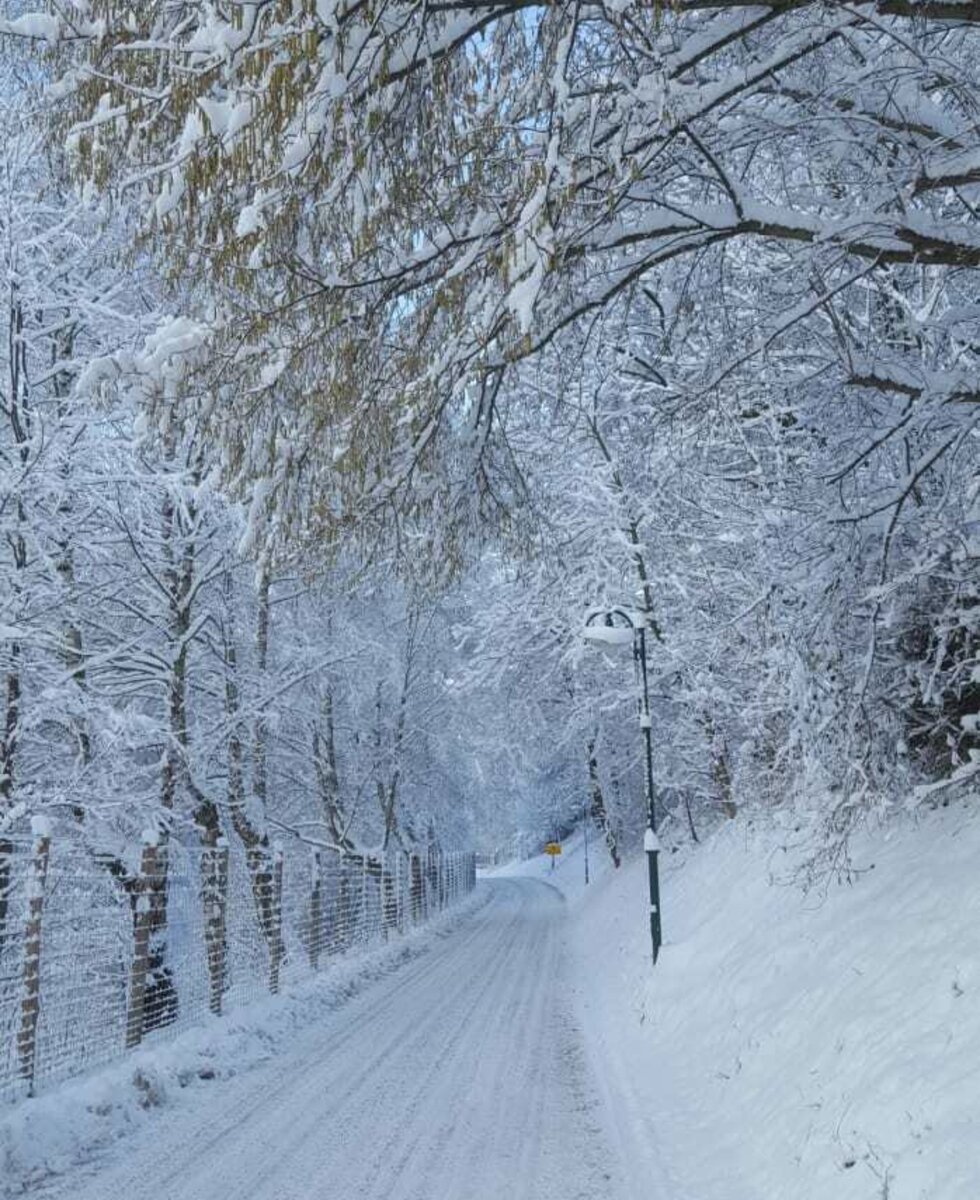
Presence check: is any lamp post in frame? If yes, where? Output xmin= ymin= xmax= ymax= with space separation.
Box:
xmin=585 ymin=607 xmax=663 ymax=965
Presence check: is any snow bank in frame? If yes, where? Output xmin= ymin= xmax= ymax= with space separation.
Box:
xmin=568 ymin=803 xmax=980 ymax=1200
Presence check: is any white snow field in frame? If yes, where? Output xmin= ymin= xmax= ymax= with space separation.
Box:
xmin=4 ymin=803 xmax=978 ymax=1200
xmin=556 ymin=805 xmax=980 ymax=1200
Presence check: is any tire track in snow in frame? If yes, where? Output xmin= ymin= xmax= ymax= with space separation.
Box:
xmin=32 ymin=879 xmax=625 ymax=1200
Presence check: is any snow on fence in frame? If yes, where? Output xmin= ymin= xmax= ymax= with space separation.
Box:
xmin=0 ymin=821 xmax=476 ymax=1105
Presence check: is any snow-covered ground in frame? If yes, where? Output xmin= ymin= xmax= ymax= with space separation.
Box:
xmin=4 ymin=805 xmax=976 ymax=1199
xmin=0 ymin=889 xmax=490 ymax=1196
xmin=540 ymin=804 xmax=980 ymax=1200
xmin=3 ymin=877 xmax=622 ymax=1200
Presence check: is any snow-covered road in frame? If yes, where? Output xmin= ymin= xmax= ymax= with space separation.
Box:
xmin=38 ymin=878 xmax=624 ymax=1200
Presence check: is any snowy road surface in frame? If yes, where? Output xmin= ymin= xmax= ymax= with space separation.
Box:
xmin=39 ymin=878 xmax=624 ymax=1200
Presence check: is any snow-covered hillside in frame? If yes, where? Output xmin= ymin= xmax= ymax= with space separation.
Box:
xmin=541 ymin=805 xmax=980 ymax=1200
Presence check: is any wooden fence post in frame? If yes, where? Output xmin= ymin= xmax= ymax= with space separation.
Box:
xmin=17 ymin=817 xmax=51 ymax=1093
xmin=268 ymin=843 xmax=284 ymax=994
xmin=337 ymin=863 xmax=352 ymax=951
xmin=426 ymin=845 xmax=438 ymax=915
xmin=126 ymin=833 xmax=159 ymax=1049
xmin=381 ymin=856 xmax=397 ymax=937
xmin=0 ymin=832 xmax=13 ymax=966
xmin=309 ymin=849 xmax=323 ymax=971
xmin=410 ymin=854 xmax=423 ymax=924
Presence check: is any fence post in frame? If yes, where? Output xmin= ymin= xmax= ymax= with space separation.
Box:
xmin=17 ymin=817 xmax=51 ymax=1093
xmin=126 ymin=832 xmax=159 ymax=1049
xmin=0 ymin=832 xmax=13 ymax=966
xmin=309 ymin=849 xmax=323 ymax=971
xmin=337 ymin=862 xmax=351 ymax=951
xmin=268 ymin=843 xmax=284 ymax=994
xmin=381 ymin=853 xmax=397 ymax=937
xmin=410 ymin=854 xmax=422 ymax=924
xmin=202 ymin=838 xmax=230 ymax=1016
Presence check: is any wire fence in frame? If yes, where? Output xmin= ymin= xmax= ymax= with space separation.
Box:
xmin=0 ymin=819 xmax=476 ymax=1105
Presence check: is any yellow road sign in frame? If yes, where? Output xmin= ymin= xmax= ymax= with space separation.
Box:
xmin=544 ymin=842 xmax=562 ymax=856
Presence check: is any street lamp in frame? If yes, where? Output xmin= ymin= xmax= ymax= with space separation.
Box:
xmin=584 ymin=607 xmax=663 ymax=965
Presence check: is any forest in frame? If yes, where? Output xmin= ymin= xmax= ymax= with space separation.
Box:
xmin=0 ymin=0 xmax=977 ymax=1113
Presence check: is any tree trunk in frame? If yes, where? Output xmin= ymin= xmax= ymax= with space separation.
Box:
xmin=225 ymin=568 xmax=283 ymax=978
xmin=252 ymin=568 xmax=271 ymax=817
xmin=381 ymin=857 xmax=398 ymax=935
xmin=141 ymin=835 xmax=177 ymax=1035
xmin=410 ymin=854 xmax=424 ymax=923
xmin=684 ymin=794 xmax=701 ymax=843
xmin=0 ymin=586 xmax=23 ymax=962
xmin=1 ymin=294 xmax=28 ymax=868
xmin=314 ymin=690 xmax=350 ymax=851
xmin=702 ymin=712 xmax=737 ymax=819
xmin=231 ymin=812 xmax=279 ymax=972
xmin=586 ymin=737 xmax=622 ymax=868
xmin=126 ymin=838 xmax=161 ymax=1049
xmin=201 ymin=839 xmax=230 ymax=1015
xmin=52 ymin=325 xmax=92 ymax=771
xmin=268 ymin=845 xmax=284 ymax=994
xmin=140 ymin=466 xmax=202 ymax=1036
xmin=17 ymin=821 xmax=50 ymax=1092
xmin=0 ymin=837 xmax=11 ymax=965
xmin=223 ymin=570 xmax=246 ymax=822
